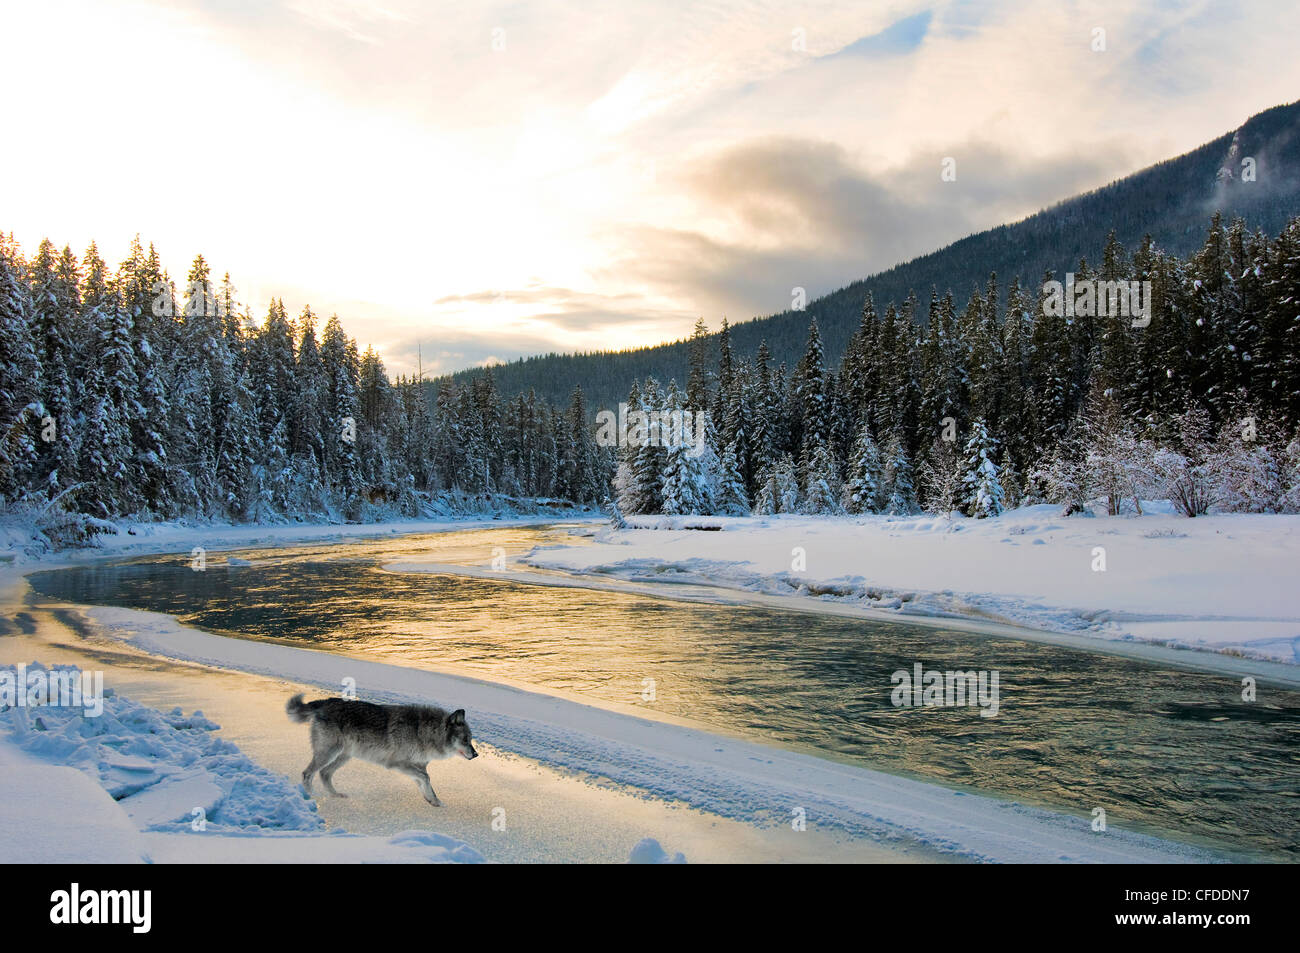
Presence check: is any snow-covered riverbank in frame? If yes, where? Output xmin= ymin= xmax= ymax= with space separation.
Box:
xmin=0 ymin=663 xmax=485 ymax=863
xmin=522 ymin=505 xmax=1300 ymax=669
xmin=0 ymin=508 xmax=599 ymax=572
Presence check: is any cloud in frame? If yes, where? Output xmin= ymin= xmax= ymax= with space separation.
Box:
xmin=6 ymin=0 xmax=1300 ymax=380
xmin=597 ymin=134 xmax=1126 ymax=318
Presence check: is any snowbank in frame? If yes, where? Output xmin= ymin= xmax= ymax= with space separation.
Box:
xmin=0 ymin=500 xmax=598 ymax=566
xmin=0 ymin=663 xmax=485 ymax=864
xmin=522 ymin=505 xmax=1300 ymax=667
xmin=628 ymin=838 xmax=687 ymax=864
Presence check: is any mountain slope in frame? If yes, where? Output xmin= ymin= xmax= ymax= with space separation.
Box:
xmin=440 ymin=100 xmax=1300 ymax=410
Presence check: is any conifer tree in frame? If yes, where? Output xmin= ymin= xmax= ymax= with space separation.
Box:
xmin=880 ymin=433 xmax=918 ymax=515
xmin=960 ymin=419 xmax=1005 ymax=518
xmin=716 ymin=438 xmax=749 ymax=515
xmin=842 ymin=421 xmax=882 ymax=514
xmin=793 ymin=318 xmax=828 ymax=459
xmin=0 ymin=235 xmax=41 ymax=501
xmin=802 ymin=442 xmax=842 ymax=514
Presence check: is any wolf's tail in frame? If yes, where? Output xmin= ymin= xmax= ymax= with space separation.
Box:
xmin=286 ymin=693 xmax=320 ymax=723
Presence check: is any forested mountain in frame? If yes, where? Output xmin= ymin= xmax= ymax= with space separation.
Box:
xmin=607 ymin=211 xmax=1300 ymax=522
xmin=4 ymin=103 xmax=1300 ymax=534
xmin=441 ymin=100 xmax=1300 ymax=411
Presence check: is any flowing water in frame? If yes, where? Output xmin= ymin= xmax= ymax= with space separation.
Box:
xmin=26 ymin=525 xmax=1300 ymax=858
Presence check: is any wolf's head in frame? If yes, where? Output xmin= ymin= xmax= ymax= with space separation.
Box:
xmin=448 ymin=709 xmax=478 ymax=760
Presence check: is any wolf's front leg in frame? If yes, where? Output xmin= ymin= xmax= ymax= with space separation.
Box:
xmin=395 ymin=761 xmax=442 ymax=807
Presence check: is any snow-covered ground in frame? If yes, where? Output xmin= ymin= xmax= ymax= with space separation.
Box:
xmin=0 ymin=662 xmax=485 ymax=864
xmin=521 ymin=504 xmax=1300 ymax=669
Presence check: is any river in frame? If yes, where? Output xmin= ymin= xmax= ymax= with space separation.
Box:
xmin=25 ymin=524 xmax=1300 ymax=858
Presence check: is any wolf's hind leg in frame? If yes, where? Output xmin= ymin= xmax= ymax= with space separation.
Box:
xmin=301 ymin=744 xmax=343 ymax=795
xmin=393 ymin=761 xmax=441 ymax=807
xmin=319 ymin=752 xmax=351 ymax=797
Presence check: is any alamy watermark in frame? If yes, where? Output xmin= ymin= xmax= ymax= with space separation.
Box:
xmin=595 ymin=404 xmax=708 ymax=458
xmin=50 ymin=883 xmax=150 ymax=933
xmin=1 ymin=663 xmax=105 ymax=717
xmin=890 ymin=663 xmax=1000 ymax=718
xmin=1042 ymin=274 xmax=1152 ymax=328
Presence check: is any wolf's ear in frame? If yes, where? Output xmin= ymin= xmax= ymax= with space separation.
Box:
xmin=450 ymin=709 xmax=466 ymax=725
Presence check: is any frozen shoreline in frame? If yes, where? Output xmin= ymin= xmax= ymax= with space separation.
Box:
xmin=517 ymin=506 xmax=1300 ymax=673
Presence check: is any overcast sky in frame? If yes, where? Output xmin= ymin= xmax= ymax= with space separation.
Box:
xmin=4 ymin=0 xmax=1299 ymax=376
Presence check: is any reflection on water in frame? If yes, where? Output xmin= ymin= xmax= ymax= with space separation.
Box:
xmin=27 ymin=526 xmax=1300 ymax=858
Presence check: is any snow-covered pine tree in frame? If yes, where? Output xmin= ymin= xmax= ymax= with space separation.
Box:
xmin=839 ymin=292 xmax=879 ymax=424
xmin=1284 ymin=430 xmax=1300 ymax=513
xmin=114 ymin=238 xmax=171 ymax=515
xmin=751 ymin=464 xmax=777 ymax=516
xmin=749 ymin=340 xmax=778 ymax=492
xmin=431 ymin=383 xmax=460 ymax=491
xmin=605 ymin=493 xmax=628 ymax=529
xmin=687 ymin=409 xmax=720 ymax=515
xmin=802 ymin=441 xmax=843 ymax=514
xmin=292 ymin=306 xmax=328 ymax=471
xmin=998 ymin=278 xmax=1036 ymax=473
xmin=841 ymin=421 xmax=882 ymax=514
xmin=561 ymin=385 xmax=600 ymax=504
xmin=253 ymin=298 xmax=295 ymax=443
xmin=30 ymin=244 xmax=78 ymax=494
xmin=966 ymin=275 xmax=1004 ymax=433
xmin=215 ymin=366 xmax=258 ymax=519
xmin=0 ymin=234 xmax=41 ymax=501
xmin=722 ymin=360 xmax=753 ymax=492
xmin=754 ymin=454 xmax=799 ymax=514
xmin=357 ymin=347 xmax=391 ymax=490
xmin=454 ymin=384 xmax=486 ymax=493
xmin=1029 ymin=269 xmax=1075 ymax=455
xmin=716 ymin=438 xmax=748 ymax=515
xmin=686 ymin=318 xmax=711 ymax=413
xmin=322 ymin=314 xmax=362 ymax=517
xmin=1262 ymin=217 xmax=1300 ymax=423
xmin=631 ymin=378 xmax=664 ymax=514
xmin=960 ymin=418 xmax=1005 ymax=518
xmin=1030 ymin=425 xmax=1092 ymax=516
xmin=872 ymin=303 xmax=905 ymax=439
xmin=659 ymin=382 xmax=703 ymax=515
xmin=252 ymin=415 xmax=293 ymax=519
xmin=477 ymin=369 xmax=506 ymax=492
xmin=612 ymin=381 xmax=643 ymax=514
xmin=880 ymin=433 xmax=918 ymax=514
xmin=775 ymin=453 xmax=800 ymax=513
xmin=919 ymin=290 xmax=961 ymax=432
xmin=794 ymin=318 xmax=829 ymax=455
xmin=710 ymin=317 xmax=734 ymax=438
xmin=80 ymin=248 xmax=138 ymax=516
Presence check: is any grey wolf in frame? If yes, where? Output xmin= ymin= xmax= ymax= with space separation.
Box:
xmin=286 ymin=694 xmax=478 ymax=807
